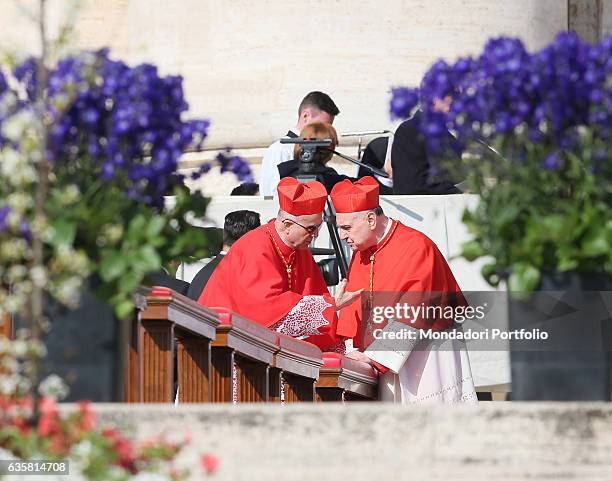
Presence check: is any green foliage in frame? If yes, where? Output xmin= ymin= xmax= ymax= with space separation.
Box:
xmin=45 ymin=161 xmax=215 ymax=317
xmin=447 ymin=131 xmax=612 ymax=291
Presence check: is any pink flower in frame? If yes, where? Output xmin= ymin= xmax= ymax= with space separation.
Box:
xmin=201 ymin=453 xmax=219 ymax=475
xmin=77 ymin=401 xmax=96 ymax=431
xmin=37 ymin=397 xmax=60 ymax=437
xmin=103 ymin=427 xmax=136 ymax=470
xmin=115 ymin=437 xmax=135 ymax=467
xmin=39 ymin=396 xmax=58 ymax=414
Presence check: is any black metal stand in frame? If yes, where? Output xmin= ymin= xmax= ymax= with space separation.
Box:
xmin=280 ymin=137 xmax=350 ymax=284
xmin=324 ymin=198 xmax=347 ymax=278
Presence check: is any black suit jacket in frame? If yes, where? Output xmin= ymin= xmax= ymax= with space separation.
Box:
xmin=357 ymin=136 xmax=393 ymax=195
xmin=277 ymin=160 xmax=356 ymax=194
xmin=146 ymin=271 xmax=190 ymax=296
xmin=186 ymin=254 xmax=225 ymax=301
xmin=391 ymin=112 xmax=461 ymax=195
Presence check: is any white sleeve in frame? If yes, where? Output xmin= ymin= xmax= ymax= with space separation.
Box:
xmin=269 ymin=295 xmax=331 ymax=339
xmin=260 ymin=141 xmax=293 ymax=197
xmin=364 ymin=320 xmax=420 ymax=373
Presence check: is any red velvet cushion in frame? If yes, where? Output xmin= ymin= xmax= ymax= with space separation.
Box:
xmin=151 ymin=286 xmax=172 ymax=296
xmin=321 ymin=352 xmax=377 ymax=378
xmin=209 ymin=307 xmax=233 ymax=325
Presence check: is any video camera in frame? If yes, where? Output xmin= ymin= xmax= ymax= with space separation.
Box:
xmin=279 ymin=137 xmax=333 ymax=182
xmin=279 ymin=137 xmax=347 ymax=284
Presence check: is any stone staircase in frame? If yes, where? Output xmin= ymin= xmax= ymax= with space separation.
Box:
xmin=83 ymin=403 xmax=612 ymax=481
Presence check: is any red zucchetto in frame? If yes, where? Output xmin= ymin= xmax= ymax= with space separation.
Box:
xmin=330 ymin=176 xmax=379 ymax=213
xmin=277 ymin=177 xmax=327 ymax=215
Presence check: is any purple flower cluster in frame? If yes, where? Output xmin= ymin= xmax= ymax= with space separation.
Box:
xmin=390 ymin=32 xmax=612 ymax=162
xmin=1 ymin=49 xmax=253 ymax=206
xmin=0 ymin=70 xmax=9 ymax=143
xmin=184 ymin=150 xmax=253 ymax=184
xmin=215 ymin=149 xmax=254 ymax=183
xmin=0 ymin=205 xmax=10 ymax=233
xmin=389 ymin=87 xmax=419 ymax=120
xmin=14 ymin=57 xmax=38 ymax=101
xmin=0 ymin=71 xmax=7 ymax=96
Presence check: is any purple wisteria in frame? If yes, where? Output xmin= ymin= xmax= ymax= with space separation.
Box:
xmin=3 ymin=49 xmax=251 ymax=207
xmin=0 ymin=71 xmax=7 ymax=96
xmin=389 ymin=87 xmax=419 ymax=120
xmin=215 ymin=149 xmax=254 ymax=183
xmin=189 ymin=150 xmax=254 ymax=183
xmin=0 ymin=205 xmax=10 ymax=233
xmin=0 ymin=71 xmax=8 ymax=144
xmin=390 ymin=32 xmax=612 ymax=162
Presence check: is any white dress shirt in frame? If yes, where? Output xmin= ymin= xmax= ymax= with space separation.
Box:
xmin=260 ymin=127 xmax=300 ymax=197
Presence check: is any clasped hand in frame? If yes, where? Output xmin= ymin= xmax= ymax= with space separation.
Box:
xmin=334 ymin=279 xmax=363 ymax=310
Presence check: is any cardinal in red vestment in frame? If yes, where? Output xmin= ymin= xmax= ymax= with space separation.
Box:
xmin=199 ymin=177 xmax=356 ymax=352
xmin=330 ymin=176 xmax=477 ymax=404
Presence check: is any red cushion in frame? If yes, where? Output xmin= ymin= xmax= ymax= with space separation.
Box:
xmin=321 ymin=352 xmax=377 ymax=378
xmin=151 ymin=286 xmax=172 ymax=296
xmin=210 ymin=307 xmax=233 ymax=325
xmin=321 ymin=351 xmax=343 ymax=368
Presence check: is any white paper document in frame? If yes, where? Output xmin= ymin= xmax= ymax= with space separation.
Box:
xmin=364 ymin=319 xmax=420 ymax=374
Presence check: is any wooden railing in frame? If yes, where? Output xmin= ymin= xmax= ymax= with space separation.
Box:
xmin=316 ymin=352 xmax=379 ymax=401
xmin=273 ymin=332 xmax=323 ymax=402
xmin=1 ymin=312 xmax=13 ymax=340
xmin=126 ymin=287 xmax=379 ymax=403
xmin=210 ymin=307 xmax=278 ymax=402
xmin=127 ymin=286 xmax=219 ymax=403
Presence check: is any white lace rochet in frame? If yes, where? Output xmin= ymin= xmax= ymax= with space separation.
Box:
xmin=270 ymin=295 xmax=331 ymax=339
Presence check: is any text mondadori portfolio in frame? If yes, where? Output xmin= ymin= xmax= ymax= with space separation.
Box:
xmin=372 ymin=327 xmax=549 ymax=341
xmin=370 ymin=303 xmax=549 ymax=341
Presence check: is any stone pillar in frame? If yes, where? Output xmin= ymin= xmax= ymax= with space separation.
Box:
xmin=568 ymin=0 xmax=603 ymax=42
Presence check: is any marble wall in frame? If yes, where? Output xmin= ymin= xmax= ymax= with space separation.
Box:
xmin=0 ymin=0 xmax=568 ymax=149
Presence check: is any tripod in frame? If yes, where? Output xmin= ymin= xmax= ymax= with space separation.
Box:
xmin=279 ymin=138 xmax=348 ymax=284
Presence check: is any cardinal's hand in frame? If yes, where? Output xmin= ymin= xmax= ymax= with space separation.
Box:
xmin=334 ymin=279 xmax=363 ymax=310
xmin=345 ymin=350 xmax=373 ymax=364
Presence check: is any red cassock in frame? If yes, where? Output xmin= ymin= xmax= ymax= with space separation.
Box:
xmin=198 ymin=219 xmax=342 ymax=351
xmin=338 ymin=220 xmax=466 ymax=352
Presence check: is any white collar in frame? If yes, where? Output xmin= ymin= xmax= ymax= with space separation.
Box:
xmin=381 ymin=217 xmax=392 ymax=238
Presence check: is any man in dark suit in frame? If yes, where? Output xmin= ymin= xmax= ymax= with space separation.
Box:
xmin=357 ymin=136 xmax=394 ymax=195
xmin=186 ymin=210 xmax=260 ymax=301
xmin=391 ymin=97 xmax=461 ymax=195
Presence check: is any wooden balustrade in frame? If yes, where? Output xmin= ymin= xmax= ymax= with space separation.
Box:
xmin=211 ymin=308 xmax=278 ymax=402
xmin=126 ymin=287 xmax=379 ymax=403
xmin=316 ymin=352 xmax=379 ymax=402
xmin=271 ymin=333 xmax=323 ymax=402
xmin=1 ymin=312 xmax=13 ymax=340
xmin=126 ymin=286 xmax=220 ymax=403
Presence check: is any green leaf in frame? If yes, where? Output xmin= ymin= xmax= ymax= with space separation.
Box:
xmin=99 ymin=252 xmax=128 ymax=281
xmin=114 ymin=299 xmax=135 ymax=319
xmin=145 ymin=216 xmax=166 ymax=238
xmin=481 ymin=263 xmax=501 ymax=287
xmin=581 ymin=230 xmax=609 ymax=257
xmin=127 ymin=214 xmax=147 ymax=240
xmin=540 ymin=215 xmax=566 ymax=241
xmin=49 ymin=219 xmax=77 ymax=246
xmin=118 ymin=269 xmax=143 ymax=294
xmin=557 ymin=256 xmax=579 ymax=271
xmin=493 ymin=205 xmax=520 ymax=231
xmin=133 ymin=245 xmax=162 ymax=274
xmin=461 ymin=240 xmax=485 ymax=261
xmin=508 ymin=262 xmax=540 ymax=293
